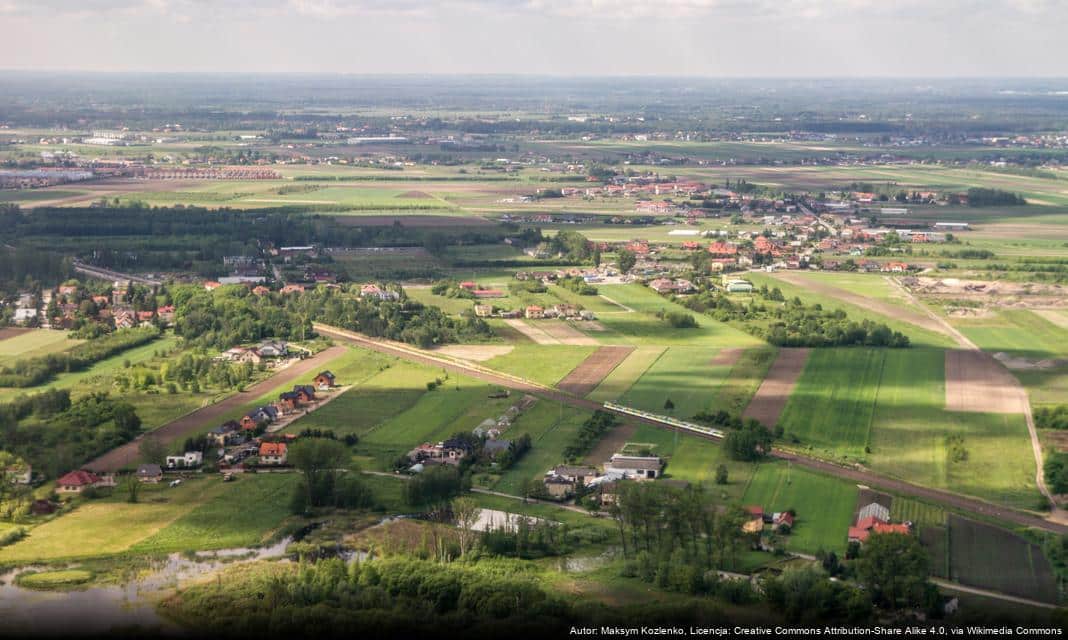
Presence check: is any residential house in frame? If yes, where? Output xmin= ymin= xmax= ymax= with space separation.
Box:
xmin=56 ymin=470 xmax=111 ymax=494
xmin=208 ymin=421 xmax=242 ymax=446
xmin=603 ymin=454 xmax=663 ymax=480
xmin=293 ymin=384 xmax=317 ymax=403
xmin=441 ymin=438 xmax=474 ymax=464
xmin=483 ymin=439 xmax=512 ymax=460
xmin=525 ymin=305 xmax=545 ymax=319
xmin=252 ymin=286 xmax=271 ymax=296
xmin=314 ymin=371 xmax=336 ymax=390
xmin=257 ymin=340 xmax=288 ymax=358
xmin=772 ymin=512 xmax=795 ymax=532
xmin=543 ymin=475 xmax=575 ymax=499
xmin=276 ymin=391 xmax=302 ymax=414
xmin=258 ymin=442 xmax=288 ymax=466
xmin=848 ymin=516 xmax=911 ymax=544
xmin=279 ymin=284 xmax=305 ymax=295
xmin=166 ymin=451 xmax=204 ymax=469
xmin=474 ymin=304 xmax=494 ymax=318
xmin=156 ymin=305 xmax=175 ymax=324
xmin=5 ymin=463 xmax=31 ymax=485
xmin=241 ymin=405 xmax=279 ymax=430
xmin=136 ymin=464 xmax=163 ymax=483
xmin=551 ymin=465 xmax=598 ymax=487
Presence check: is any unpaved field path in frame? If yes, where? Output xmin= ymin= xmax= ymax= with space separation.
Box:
xmin=434 ymin=344 xmax=514 ymax=361
xmin=770 ymin=272 xmax=962 ymax=345
xmin=85 ymin=346 xmax=348 ymax=472
xmin=742 ymin=348 xmax=810 ymax=428
xmin=557 ymin=346 xmax=634 ymax=396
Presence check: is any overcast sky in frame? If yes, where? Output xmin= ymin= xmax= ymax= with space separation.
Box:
xmin=0 ymin=0 xmax=1063 ymax=76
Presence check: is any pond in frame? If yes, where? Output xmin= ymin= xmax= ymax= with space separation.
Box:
xmin=0 ymin=537 xmax=293 ymax=637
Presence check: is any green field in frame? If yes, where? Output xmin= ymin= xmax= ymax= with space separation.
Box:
xmin=740 ymin=463 xmax=858 ymax=555
xmin=587 ymin=346 xmax=665 ymax=402
xmin=0 ymin=477 xmax=231 ymax=563
xmin=484 ymin=344 xmax=597 ymax=386
xmin=618 ymin=347 xmax=734 ymax=419
xmin=745 ymin=273 xmax=957 ymax=349
xmin=131 ymin=474 xmax=297 ymax=553
xmin=889 ymin=497 xmax=946 ymax=529
xmin=0 ymin=329 xmax=83 ymax=359
xmin=619 ymin=424 xmax=756 ymax=503
xmin=358 ymin=374 xmax=520 ymax=468
xmin=594 ymin=284 xmax=762 ymax=347
xmin=777 ymin=348 xmax=885 ymax=458
xmin=283 ymin=359 xmax=436 ymax=437
xmin=709 ymin=347 xmax=778 ymax=416
xmin=868 ymin=349 xmax=1038 ymax=510
xmin=947 ymin=515 xmax=1059 ymax=604
xmin=953 ymin=309 xmax=1068 ymax=360
xmin=0 ymin=334 xmax=216 ymax=431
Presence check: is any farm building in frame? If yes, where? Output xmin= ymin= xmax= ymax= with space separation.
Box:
xmin=604 ymin=454 xmax=663 ymax=481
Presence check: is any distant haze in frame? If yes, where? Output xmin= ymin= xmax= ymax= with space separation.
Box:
xmin=0 ymin=1 xmax=1064 ymax=77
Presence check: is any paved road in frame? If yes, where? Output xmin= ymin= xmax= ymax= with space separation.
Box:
xmin=85 ymin=346 xmax=348 ymax=472
xmin=317 ymin=323 xmax=1068 ymax=535
xmin=72 ymin=259 xmax=162 ymax=286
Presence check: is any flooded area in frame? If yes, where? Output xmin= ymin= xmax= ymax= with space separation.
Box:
xmin=470 ymin=508 xmax=551 ymax=532
xmin=0 ymin=537 xmax=293 ymax=636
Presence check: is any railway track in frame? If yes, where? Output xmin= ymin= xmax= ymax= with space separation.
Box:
xmin=315 ymin=323 xmax=1068 ymax=535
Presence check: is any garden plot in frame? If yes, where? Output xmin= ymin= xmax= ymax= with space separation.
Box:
xmin=742 ymin=348 xmax=810 ymax=428
xmin=556 ymin=346 xmax=634 ymax=397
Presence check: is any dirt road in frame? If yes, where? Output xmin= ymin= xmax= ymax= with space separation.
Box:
xmin=85 ymin=346 xmax=348 ymax=472
xmin=316 ymin=323 xmax=1068 ymax=534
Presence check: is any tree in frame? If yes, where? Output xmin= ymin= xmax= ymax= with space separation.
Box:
xmin=288 ymin=438 xmax=350 ymax=508
xmin=854 ymin=533 xmax=930 ymax=610
xmin=724 ymin=422 xmax=773 ymax=461
xmin=452 ymin=496 xmax=480 ymax=557
xmin=124 ymin=474 xmax=141 ymax=503
xmin=617 ymin=249 xmax=637 ymax=275
xmin=139 ymin=436 xmax=167 ymax=466
xmin=663 ymin=398 xmax=675 ymax=413
xmin=715 ymin=464 xmax=728 ymax=485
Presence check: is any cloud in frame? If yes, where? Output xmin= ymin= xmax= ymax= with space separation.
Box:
xmin=5 ymin=0 xmax=1065 ymax=20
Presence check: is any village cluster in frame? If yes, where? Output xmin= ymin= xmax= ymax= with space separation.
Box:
xmin=35 ymin=369 xmax=341 ymax=511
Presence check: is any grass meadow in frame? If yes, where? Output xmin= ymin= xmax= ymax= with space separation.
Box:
xmin=0 ymin=329 xmax=83 ymax=359
xmin=741 ymin=463 xmax=858 ymax=555
xmin=618 ymin=347 xmax=734 ymax=419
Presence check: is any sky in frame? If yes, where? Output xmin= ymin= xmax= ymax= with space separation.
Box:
xmin=0 ymin=0 xmax=1064 ymax=76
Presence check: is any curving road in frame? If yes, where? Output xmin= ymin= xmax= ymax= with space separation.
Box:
xmin=315 ymin=323 xmax=1068 ymax=535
